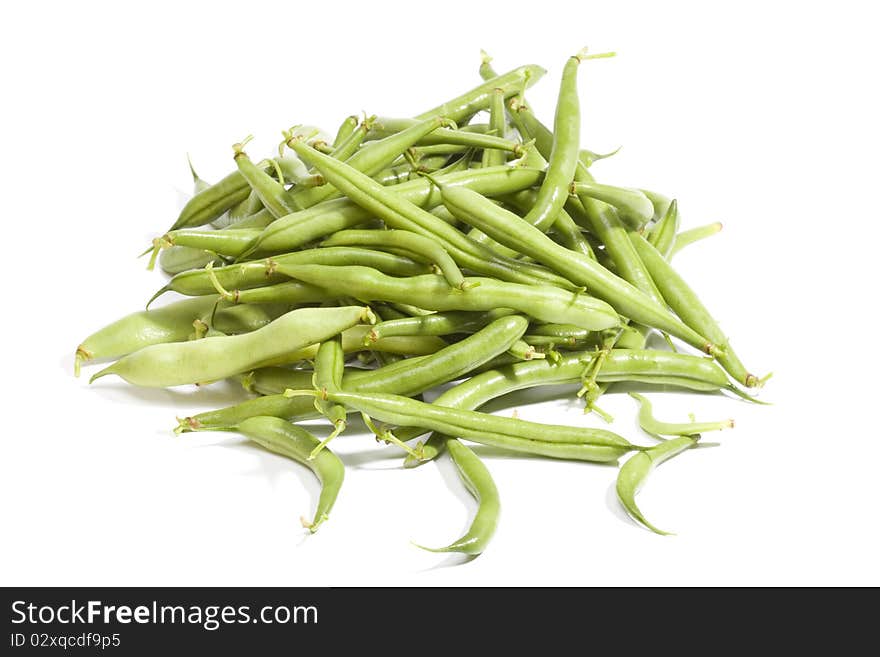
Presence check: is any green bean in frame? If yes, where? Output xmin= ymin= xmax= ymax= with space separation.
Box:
xmin=369 ymin=118 xmax=523 ymax=155
xmin=285 ymin=140 xmax=578 ymax=290
xmin=640 ymin=189 xmax=672 ymax=223
xmin=646 ymin=197 xmax=680 ymax=258
xmin=502 ymin=189 xmax=595 ymax=259
xmin=570 ymin=179 xmax=663 ymax=305
xmin=571 ymin=181 xmax=654 ymax=230
xmin=669 ymin=222 xmax=723 ymax=258
xmin=179 ymin=315 xmax=528 ymax=431
xmin=237 ymin=416 xmax=344 ymax=532
xmin=233 ymin=138 xmax=303 ymax=216
xmin=320 ymin=229 xmax=466 ymax=289
xmin=90 ymin=306 xmax=372 ymax=388
xmin=521 ymin=51 xmax=586 ymax=233
xmin=629 ymin=232 xmax=757 ymax=386
xmin=277 ymin=153 xmax=324 ymax=188
xmin=217 ymin=188 xmax=262 ymax=228
xmin=161 ymin=228 xmax=262 ymax=259
xmin=275 ymin=264 xmax=618 ymax=330
xmin=169 ymin=169 xmax=252 ymax=231
xmin=507 ymin=339 xmax=545 ymax=361
xmin=437 ymin=183 xmax=718 ymax=354
xmin=210 ymin=302 xmax=292 ymax=335
xmin=616 ymin=436 xmax=698 ymax=535
xmin=332 ymin=115 xmax=359 ymax=149
xmin=287 ymin=116 xmax=451 ymax=209
xmin=629 ymin=393 xmax=733 ymax=437
xmin=186 ymin=156 xmax=212 ymax=196
xmin=400 ymin=348 xmax=738 ymax=463
xmin=75 ymin=295 xmax=219 ymax=376
xmin=327 ymin=115 xmax=374 ymax=161
xmin=482 ymin=87 xmax=508 ymax=169
xmin=246 ymin=163 xmax=544 ymax=257
xmin=367 ymin=309 xmax=514 ymax=342
xmin=415 ymin=438 xmax=500 ymax=556
xmin=414 ymin=64 xmax=546 ymax=123
xmin=374 ymin=155 xmax=450 ymax=186
xmin=150 ymin=247 xmax=431 ymax=304
xmin=158 ymin=245 xmax=222 ymax=275
xmin=311 ymin=336 xmax=348 ymax=456
xmin=289 ymin=389 xmax=638 ymax=463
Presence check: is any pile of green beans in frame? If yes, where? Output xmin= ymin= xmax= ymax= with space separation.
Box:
xmin=75 ymin=50 xmax=766 ymax=555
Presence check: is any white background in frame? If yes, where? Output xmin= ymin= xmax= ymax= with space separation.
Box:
xmin=2 ymin=0 xmax=878 ymax=586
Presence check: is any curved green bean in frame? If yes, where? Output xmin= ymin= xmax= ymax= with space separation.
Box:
xmin=90 ymin=306 xmax=372 ymax=387
xmin=616 ymin=436 xmax=698 ymax=535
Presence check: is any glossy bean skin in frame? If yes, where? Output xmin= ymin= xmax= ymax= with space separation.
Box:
xmin=629 ymin=393 xmax=733 ymax=436
xmin=414 ymin=64 xmax=546 ymax=123
xmin=169 ymin=170 xmax=251 ymax=231
xmin=313 ymin=336 xmax=347 ymax=439
xmin=285 ymin=139 xmax=576 ymax=291
xmin=521 ymin=52 xmax=584 ymax=232
xmin=647 ymin=199 xmax=680 ymax=258
xmin=630 ymin=233 xmax=757 ymax=386
xmin=302 ymin=389 xmax=638 ymax=461
xmin=616 ymin=436 xmax=698 ymax=535
xmin=482 ymin=87 xmax=508 ymax=169
xmin=152 ymin=247 xmax=431 ymax=302
xmin=247 ymin=164 xmax=544 ymax=257
xmin=180 ymin=315 xmax=528 ymax=430
xmin=417 ymin=438 xmax=500 ymax=556
xmin=320 ymin=229 xmax=465 ymax=289
xmin=331 ymin=115 xmax=359 ymax=149
xmin=236 ymin=416 xmax=344 ymax=532
xmin=75 ymin=295 xmax=219 ymax=376
xmin=90 ymin=306 xmax=371 ymax=387
xmin=163 ymin=228 xmax=262 ymax=258
xmin=438 ymin=184 xmax=717 ymax=354
xmin=502 ymin=189 xmax=595 ymax=259
xmin=275 ymin=264 xmax=619 ymax=330
xmin=368 ymin=309 xmax=515 ymax=342
xmin=210 ymin=302 xmax=293 ymax=334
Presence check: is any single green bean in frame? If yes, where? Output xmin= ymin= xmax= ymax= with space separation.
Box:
xmin=311 ymin=336 xmax=348 ymax=456
xmin=647 ymin=198 xmax=680 ymax=258
xmin=521 ymin=51 xmax=586 ymax=232
xmin=616 ymin=436 xmax=698 ymax=535
xmin=669 ymin=222 xmax=723 ymax=258
xmin=169 ymin=169 xmax=252 ymax=231
xmin=415 ymin=438 xmax=500 ymax=556
xmin=629 ymin=393 xmax=733 ymax=437
xmin=331 ymin=115 xmax=359 ymax=149
xmin=630 ymin=232 xmax=757 ymax=386
xmin=237 ymin=416 xmax=344 ymax=532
